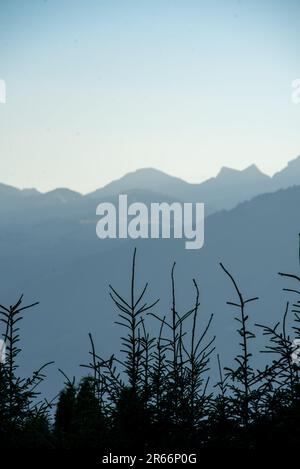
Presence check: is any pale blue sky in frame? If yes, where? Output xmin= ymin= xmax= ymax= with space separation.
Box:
xmin=0 ymin=0 xmax=300 ymax=193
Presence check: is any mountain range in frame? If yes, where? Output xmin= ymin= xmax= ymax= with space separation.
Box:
xmin=1 ymin=154 xmax=300 ymax=213
xmin=0 ymin=155 xmax=300 ymax=397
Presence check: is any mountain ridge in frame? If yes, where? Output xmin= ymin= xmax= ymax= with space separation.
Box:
xmin=1 ymin=180 xmax=300 ymax=396
xmin=1 ymin=155 xmax=300 ymax=214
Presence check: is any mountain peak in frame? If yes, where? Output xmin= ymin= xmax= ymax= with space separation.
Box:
xmin=244 ymin=163 xmax=260 ymax=172
xmin=45 ymin=188 xmax=82 ymax=203
xmin=217 ymin=166 xmax=240 ymax=178
xmin=129 ymin=167 xmax=167 ymax=176
xmin=120 ymin=167 xmax=173 ymax=183
xmin=217 ymin=163 xmax=267 ymax=181
xmin=87 ymin=167 xmax=189 ymax=199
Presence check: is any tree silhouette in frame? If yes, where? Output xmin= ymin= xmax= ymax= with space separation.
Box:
xmin=3 ymin=241 xmax=300 ymax=450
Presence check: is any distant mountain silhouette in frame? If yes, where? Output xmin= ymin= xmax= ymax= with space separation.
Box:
xmin=191 ymin=163 xmax=272 ymax=210
xmin=1 ymin=178 xmax=300 ymax=396
xmin=88 ymin=168 xmax=192 ymax=199
xmin=0 ymin=182 xmax=40 ymax=199
xmin=1 ymin=154 xmax=300 ymax=399
xmin=87 ymin=157 xmax=299 ymax=211
xmin=1 ymin=155 xmax=299 ymax=214
xmin=272 ymin=155 xmax=300 ymax=189
xmin=87 ymin=164 xmax=272 ymax=212
xmin=44 ymin=188 xmax=82 ymax=203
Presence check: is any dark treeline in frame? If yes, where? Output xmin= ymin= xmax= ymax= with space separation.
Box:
xmin=1 ymin=245 xmax=300 ymax=452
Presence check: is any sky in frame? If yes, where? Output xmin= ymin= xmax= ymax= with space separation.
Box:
xmin=0 ymin=0 xmax=300 ymax=194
